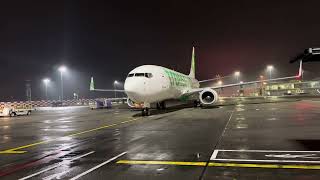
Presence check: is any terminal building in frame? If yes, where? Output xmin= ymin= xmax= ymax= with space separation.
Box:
xmin=237 ymin=79 xmax=320 ymax=97
xmin=263 ymin=79 xmax=320 ymax=96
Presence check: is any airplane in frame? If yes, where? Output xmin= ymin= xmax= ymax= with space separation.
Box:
xmin=90 ymin=47 xmax=303 ymax=116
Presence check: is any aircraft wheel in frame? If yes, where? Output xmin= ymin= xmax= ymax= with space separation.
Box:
xmin=145 ymin=108 xmax=150 ymax=116
xmin=193 ymin=100 xmax=199 ymax=108
xmin=161 ymin=102 xmax=166 ymax=110
xmin=141 ymin=109 xmax=145 ymax=116
xmin=142 ymin=108 xmax=150 ymax=116
xmin=10 ymin=111 xmax=16 ymax=117
xmin=156 ymin=103 xmax=161 ymax=110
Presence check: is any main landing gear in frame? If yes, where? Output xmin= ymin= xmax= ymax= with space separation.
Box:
xmin=156 ymin=101 xmax=166 ymax=110
xmin=193 ymin=100 xmax=203 ymax=108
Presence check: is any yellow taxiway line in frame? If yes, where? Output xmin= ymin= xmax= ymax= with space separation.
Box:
xmin=0 ymin=118 xmax=141 ymax=154
xmin=116 ymin=160 xmax=320 ymax=170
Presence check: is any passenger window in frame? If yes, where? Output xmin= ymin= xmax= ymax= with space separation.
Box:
xmin=127 ymin=74 xmax=134 ymax=77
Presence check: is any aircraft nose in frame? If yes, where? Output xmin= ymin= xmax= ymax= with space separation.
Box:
xmin=124 ymin=78 xmax=145 ymax=103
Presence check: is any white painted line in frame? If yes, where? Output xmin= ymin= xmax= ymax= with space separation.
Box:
xmin=213 ymin=158 xmax=320 ymax=164
xmin=210 ymin=150 xmax=219 ymax=160
xmin=216 ymin=149 xmax=320 ymax=153
xmin=19 ymin=151 xmax=95 ymax=180
xmin=69 ymin=152 xmax=127 ymax=180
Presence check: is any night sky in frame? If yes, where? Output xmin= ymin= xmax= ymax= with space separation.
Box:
xmin=1 ymin=0 xmax=320 ymax=101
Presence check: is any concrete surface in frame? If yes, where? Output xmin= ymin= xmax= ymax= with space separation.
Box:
xmin=1 ymin=98 xmax=320 ymax=179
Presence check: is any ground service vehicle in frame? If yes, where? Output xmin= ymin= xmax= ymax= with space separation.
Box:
xmin=0 ymin=104 xmax=33 ymax=117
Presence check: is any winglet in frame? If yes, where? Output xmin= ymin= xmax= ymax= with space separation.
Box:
xmin=298 ymin=60 xmax=303 ymax=77
xmin=188 ymin=47 xmax=196 ymax=78
xmin=90 ymin=77 xmax=95 ymax=91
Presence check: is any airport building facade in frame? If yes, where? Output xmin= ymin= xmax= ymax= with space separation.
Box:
xmin=250 ymin=79 xmax=320 ymax=96
xmin=263 ymin=80 xmax=320 ymax=96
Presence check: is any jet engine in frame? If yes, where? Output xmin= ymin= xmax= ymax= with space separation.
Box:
xmin=127 ymin=98 xmax=136 ymax=108
xmin=199 ymin=88 xmax=219 ymax=105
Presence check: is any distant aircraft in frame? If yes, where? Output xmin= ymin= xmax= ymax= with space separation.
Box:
xmin=90 ymin=47 xmax=302 ymax=116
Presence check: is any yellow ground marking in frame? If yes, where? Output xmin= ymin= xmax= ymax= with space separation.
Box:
xmin=0 ymin=141 xmax=48 ymax=154
xmin=0 ymin=118 xmax=141 ymax=154
xmin=67 ymin=123 xmax=118 ymax=137
xmin=0 ymin=150 xmax=27 ymax=154
xmin=116 ymin=160 xmax=320 ymax=170
xmin=117 ymin=160 xmax=207 ymax=166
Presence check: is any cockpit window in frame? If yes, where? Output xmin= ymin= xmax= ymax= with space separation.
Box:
xmin=133 ymin=73 xmax=152 ymax=78
xmin=145 ymin=73 xmax=153 ymax=78
xmin=135 ymin=73 xmax=145 ymax=77
xmin=127 ymin=73 xmax=134 ymax=77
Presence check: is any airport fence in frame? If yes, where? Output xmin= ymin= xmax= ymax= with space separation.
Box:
xmin=0 ymin=98 xmax=126 ymax=108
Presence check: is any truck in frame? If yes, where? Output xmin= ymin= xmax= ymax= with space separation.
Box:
xmin=0 ymin=104 xmax=33 ymax=117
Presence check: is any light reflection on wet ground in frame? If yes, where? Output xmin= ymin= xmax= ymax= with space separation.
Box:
xmin=1 ymin=99 xmax=320 ymax=179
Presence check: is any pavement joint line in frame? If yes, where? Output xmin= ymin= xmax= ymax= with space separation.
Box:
xmin=200 ymin=110 xmax=234 ymax=180
xmin=116 ymin=160 xmax=320 ymax=169
xmin=0 ymin=118 xmax=141 ymax=154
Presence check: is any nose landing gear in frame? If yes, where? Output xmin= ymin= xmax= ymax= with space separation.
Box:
xmin=141 ymin=108 xmax=150 ymax=116
xmin=141 ymin=102 xmax=151 ymax=116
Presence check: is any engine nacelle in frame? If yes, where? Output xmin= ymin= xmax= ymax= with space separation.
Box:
xmin=127 ymin=98 xmax=136 ymax=108
xmin=199 ymin=88 xmax=219 ymax=105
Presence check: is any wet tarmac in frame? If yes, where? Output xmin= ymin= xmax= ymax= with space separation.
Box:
xmin=1 ymin=98 xmax=320 ymax=179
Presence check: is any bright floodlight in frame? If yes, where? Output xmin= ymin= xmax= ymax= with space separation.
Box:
xmin=114 ymin=80 xmax=119 ymax=84
xmin=240 ymin=81 xmax=244 ymax=84
xmin=267 ymin=65 xmax=274 ymax=70
xmin=234 ymin=71 xmax=240 ymax=76
xmin=218 ymin=80 xmax=223 ymax=85
xmin=58 ymin=66 xmax=67 ymax=73
xmin=43 ymin=78 xmax=50 ymax=84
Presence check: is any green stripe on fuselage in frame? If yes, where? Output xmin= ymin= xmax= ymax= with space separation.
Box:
xmin=163 ymin=68 xmax=192 ymax=88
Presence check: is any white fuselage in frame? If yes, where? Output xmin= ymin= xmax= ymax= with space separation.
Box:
xmin=124 ymin=65 xmax=199 ymax=105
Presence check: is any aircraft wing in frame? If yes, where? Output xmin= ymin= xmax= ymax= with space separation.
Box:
xmin=90 ymin=77 xmax=126 ymax=92
xmin=183 ymin=61 xmax=302 ymax=95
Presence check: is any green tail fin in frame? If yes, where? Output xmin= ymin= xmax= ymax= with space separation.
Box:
xmin=90 ymin=77 xmax=95 ymax=91
xmin=189 ymin=47 xmax=196 ymax=78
